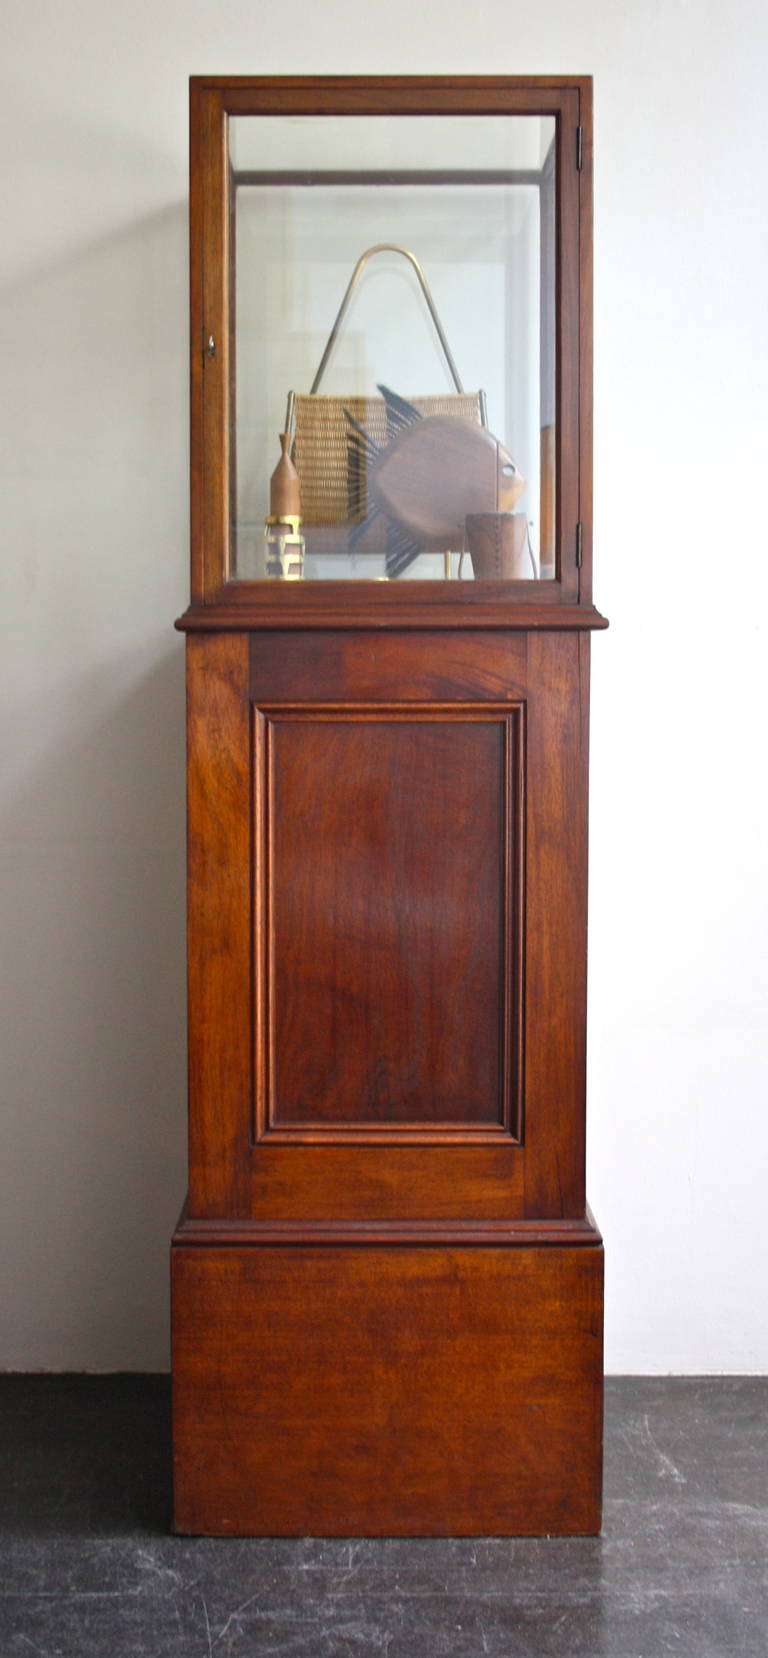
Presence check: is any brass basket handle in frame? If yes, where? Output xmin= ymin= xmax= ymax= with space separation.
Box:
xmin=308 ymin=244 xmax=465 ymax=395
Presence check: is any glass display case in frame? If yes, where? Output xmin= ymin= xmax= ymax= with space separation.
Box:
xmin=188 ymin=77 xmax=594 ymax=618
xmin=230 ymin=113 xmax=555 ymax=583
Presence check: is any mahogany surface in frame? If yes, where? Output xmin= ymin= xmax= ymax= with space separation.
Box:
xmin=184 ymin=628 xmax=589 ymax=1222
xmin=172 ymin=1239 xmax=604 ymax=1537
xmin=265 ymin=708 xmax=512 ymax=1130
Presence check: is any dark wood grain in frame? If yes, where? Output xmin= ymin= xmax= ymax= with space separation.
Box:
xmin=249 ymin=630 xmax=529 ymax=703
xmin=523 ymin=631 xmax=589 ymax=1217
xmin=192 ymin=75 xmax=593 ymax=91
xmin=260 ymin=706 xmax=516 ymax=1134
xmin=186 ymin=632 xmax=251 ymax=1214
xmin=194 ymin=76 xmax=593 ymax=115
xmin=172 ymin=1239 xmax=603 ymax=1535
xmin=185 ymin=626 xmax=594 ymax=1219
xmin=174 ymin=1207 xmax=603 ymax=1248
xmin=177 ymin=598 xmax=609 ymax=631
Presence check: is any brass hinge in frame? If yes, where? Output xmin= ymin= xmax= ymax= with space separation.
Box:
xmin=576 ymin=126 xmax=584 ymax=171
xmin=575 ymin=523 xmax=583 ymax=568
xmin=205 ymin=334 xmax=216 ymax=360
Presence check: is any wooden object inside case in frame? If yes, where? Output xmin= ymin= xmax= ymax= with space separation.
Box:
xmin=173 ymin=76 xmax=606 ymax=1536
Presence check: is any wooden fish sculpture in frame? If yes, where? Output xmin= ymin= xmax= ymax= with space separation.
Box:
xmin=345 ymin=386 xmax=526 ymax=577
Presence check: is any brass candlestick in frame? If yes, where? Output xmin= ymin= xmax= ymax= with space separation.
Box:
xmin=264 ymin=514 xmax=305 ymax=580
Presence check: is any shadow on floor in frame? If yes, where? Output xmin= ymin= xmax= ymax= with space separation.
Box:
xmin=0 ymin=1374 xmax=172 ymax=1538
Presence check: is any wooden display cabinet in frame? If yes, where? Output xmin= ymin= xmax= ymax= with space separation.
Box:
xmin=172 ymin=75 xmax=606 ymax=1535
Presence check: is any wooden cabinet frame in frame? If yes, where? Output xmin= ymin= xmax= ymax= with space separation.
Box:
xmin=173 ymin=75 xmax=606 ymax=1538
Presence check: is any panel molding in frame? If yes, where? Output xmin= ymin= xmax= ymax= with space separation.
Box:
xmin=251 ymin=702 xmax=525 ymax=1146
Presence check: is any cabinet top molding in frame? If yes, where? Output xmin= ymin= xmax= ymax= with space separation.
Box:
xmin=190 ymin=74 xmax=593 ymax=92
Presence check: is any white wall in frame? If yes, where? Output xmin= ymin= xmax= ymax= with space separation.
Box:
xmin=1 ymin=1 xmax=766 ymax=1372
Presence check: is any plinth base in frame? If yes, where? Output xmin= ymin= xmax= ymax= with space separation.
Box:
xmin=171 ymin=1219 xmax=603 ymax=1536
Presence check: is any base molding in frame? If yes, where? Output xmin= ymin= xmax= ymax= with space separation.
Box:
xmin=172 ymin=1226 xmax=603 ymax=1536
xmin=174 ymin=1207 xmax=602 ymax=1249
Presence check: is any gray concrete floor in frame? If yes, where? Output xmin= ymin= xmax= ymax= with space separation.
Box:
xmin=0 ymin=1376 xmax=765 ymax=1657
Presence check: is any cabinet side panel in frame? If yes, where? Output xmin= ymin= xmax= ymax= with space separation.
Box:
xmin=524 ymin=631 xmax=589 ymax=1214
xmin=187 ymin=633 xmax=251 ymax=1212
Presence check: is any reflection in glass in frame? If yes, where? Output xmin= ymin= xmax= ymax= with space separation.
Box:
xmin=229 ymin=115 xmax=556 ymax=582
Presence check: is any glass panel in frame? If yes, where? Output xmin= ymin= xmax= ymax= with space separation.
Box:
xmin=229 ymin=114 xmax=556 ymax=582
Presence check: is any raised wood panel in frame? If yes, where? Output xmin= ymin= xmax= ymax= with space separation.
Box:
xmin=254 ymin=705 xmax=523 ymax=1142
xmin=172 ymin=1238 xmax=604 ymax=1535
xmin=186 ymin=628 xmax=588 ymax=1222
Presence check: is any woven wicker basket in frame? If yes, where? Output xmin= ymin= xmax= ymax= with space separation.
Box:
xmin=288 ymin=246 xmax=486 ymax=549
xmin=292 ymin=391 xmax=484 ymax=529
